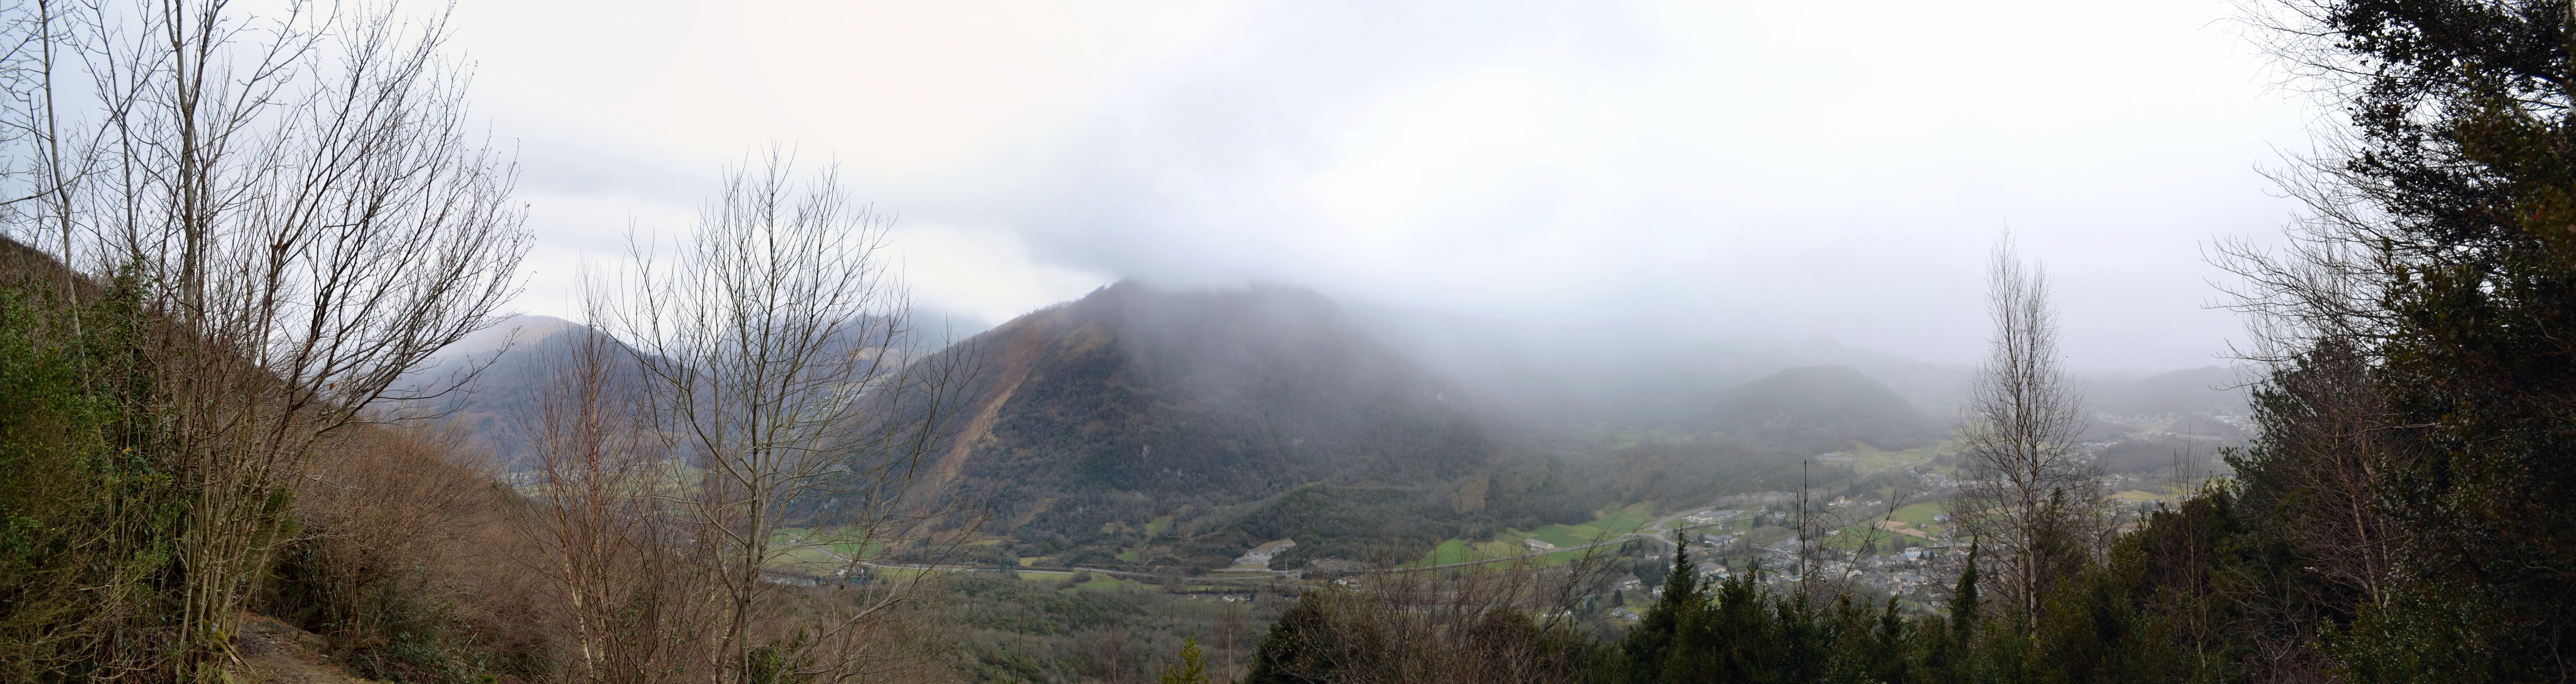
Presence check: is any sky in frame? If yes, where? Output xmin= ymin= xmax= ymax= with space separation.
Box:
xmin=443 ymin=0 xmax=2316 ymax=371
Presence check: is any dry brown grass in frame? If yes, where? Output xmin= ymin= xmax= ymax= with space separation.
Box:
xmin=264 ymin=421 xmax=558 ymax=681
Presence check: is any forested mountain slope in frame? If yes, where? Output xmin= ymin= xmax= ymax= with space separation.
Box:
xmin=920 ymin=282 xmax=1607 ymax=569
xmin=1687 ymin=365 xmax=1942 ymax=454
xmin=896 ymin=281 xmax=1998 ymax=571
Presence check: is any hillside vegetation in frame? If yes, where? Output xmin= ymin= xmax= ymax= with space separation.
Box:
xmin=918 ymin=282 xmax=1603 ymax=568
xmin=898 ymin=281 xmax=1958 ymax=573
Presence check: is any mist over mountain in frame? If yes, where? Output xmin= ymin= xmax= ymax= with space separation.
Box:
xmin=398 ymin=315 xmax=595 ymax=461
xmin=902 ymin=281 xmax=1977 ymax=568
xmin=2084 ymin=365 xmax=2249 ymax=416
xmin=1343 ymin=306 xmax=1977 ymax=432
xmin=912 ymin=281 xmax=1597 ymax=567
xmin=405 ymin=282 xmax=2250 ymax=570
xmin=1688 ymin=365 xmax=1942 ymax=455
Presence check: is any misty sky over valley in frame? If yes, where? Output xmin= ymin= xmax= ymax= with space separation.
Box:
xmin=456 ymin=0 xmax=2309 ymax=372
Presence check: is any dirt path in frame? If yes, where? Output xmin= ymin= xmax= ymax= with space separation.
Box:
xmin=232 ymin=613 xmax=372 ymax=683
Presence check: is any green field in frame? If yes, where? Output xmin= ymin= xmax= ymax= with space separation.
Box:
xmin=763 ymin=527 xmax=884 ymax=569
xmin=1422 ymin=539 xmax=1479 ymax=565
xmin=1888 ymin=501 xmax=1949 ymax=527
xmin=1414 ymin=502 xmax=1660 ymax=567
xmin=1825 ymin=441 xmax=1953 ymax=473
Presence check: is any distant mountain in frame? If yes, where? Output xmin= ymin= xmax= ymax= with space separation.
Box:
xmin=1691 ymin=365 xmax=1942 ymax=455
xmin=414 ymin=286 xmax=1970 ymax=570
xmin=396 ymin=315 xmax=620 ymax=462
xmin=901 ymin=283 xmax=1976 ymax=570
xmin=433 ymin=314 xmax=579 ymax=363
xmin=1341 ymin=307 xmax=1974 ymax=434
xmin=914 ymin=282 xmax=1605 ymax=570
xmin=2087 ymin=366 xmax=2250 ymax=416
xmin=405 ymin=309 xmax=973 ymax=464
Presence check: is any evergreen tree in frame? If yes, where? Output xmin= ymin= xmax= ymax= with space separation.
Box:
xmin=1615 ymin=530 xmax=1698 ymax=683
xmin=1950 ymin=540 xmax=1980 ymax=644
xmin=2238 ymin=1 xmax=2576 ymax=678
xmin=1244 ymin=595 xmax=1336 ymax=684
xmin=1160 ymin=635 xmax=1210 ymax=684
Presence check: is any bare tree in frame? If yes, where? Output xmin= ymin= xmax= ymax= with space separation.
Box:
xmin=512 ymin=306 xmax=706 ymax=684
xmin=2212 ymin=192 xmax=2404 ymax=680
xmin=1951 ymin=235 xmax=2104 ymax=632
xmin=1789 ymin=459 xmax=1852 ymax=602
xmin=602 ymin=149 xmax=980 ymax=684
xmin=0 ymin=1 xmax=529 ymax=675
xmin=0 ymin=0 xmax=125 ymax=317
xmin=1251 ymin=548 xmax=1618 ymax=684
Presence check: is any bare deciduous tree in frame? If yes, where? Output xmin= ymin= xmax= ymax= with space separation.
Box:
xmin=1951 ymin=236 xmax=2104 ymax=632
xmin=0 ymin=1 xmax=528 ymax=675
xmin=1249 ymin=549 xmax=1617 ymax=684
xmin=602 ymin=149 xmax=980 ymax=684
xmin=1789 ymin=460 xmax=1853 ymax=602
xmin=2212 ymin=163 xmax=2405 ymax=680
xmin=513 ymin=306 xmax=704 ymax=684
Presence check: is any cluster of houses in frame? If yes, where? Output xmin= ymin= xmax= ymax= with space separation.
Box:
xmin=1608 ymin=518 xmax=1966 ymax=620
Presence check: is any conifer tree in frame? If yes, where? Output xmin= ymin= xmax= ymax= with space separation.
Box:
xmin=2231 ymin=1 xmax=2576 ymax=677
xmin=1951 ymin=540 xmax=1981 ymax=643
xmin=1160 ymin=635 xmax=1210 ymax=684
xmin=1616 ymin=530 xmax=1699 ymax=683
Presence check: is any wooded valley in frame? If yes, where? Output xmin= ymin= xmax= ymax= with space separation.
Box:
xmin=2 ymin=1 xmax=2572 ymax=683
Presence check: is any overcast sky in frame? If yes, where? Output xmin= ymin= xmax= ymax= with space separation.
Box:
xmin=445 ymin=0 xmax=2313 ymax=371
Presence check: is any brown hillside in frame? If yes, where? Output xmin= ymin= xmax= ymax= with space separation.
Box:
xmin=925 ymin=302 xmax=1085 ymax=496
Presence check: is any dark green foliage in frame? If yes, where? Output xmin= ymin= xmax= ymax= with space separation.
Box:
xmin=1613 ymin=531 xmax=1696 ymax=683
xmin=1244 ymin=586 xmax=1604 ymax=684
xmin=1246 ymin=481 xmax=2348 ymax=684
xmin=2258 ymin=0 xmax=2576 ymax=677
xmin=0 ymin=242 xmax=533 ymax=682
xmin=0 ymin=254 xmax=188 ymax=678
xmin=1949 ymin=542 xmax=1978 ymax=645
xmin=744 ymin=632 xmax=818 ymax=684
xmin=1611 ymin=568 xmax=1869 ymax=684
xmin=1158 ymin=635 xmax=1209 ymax=684
xmin=1243 ymin=591 xmax=1362 ymax=684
